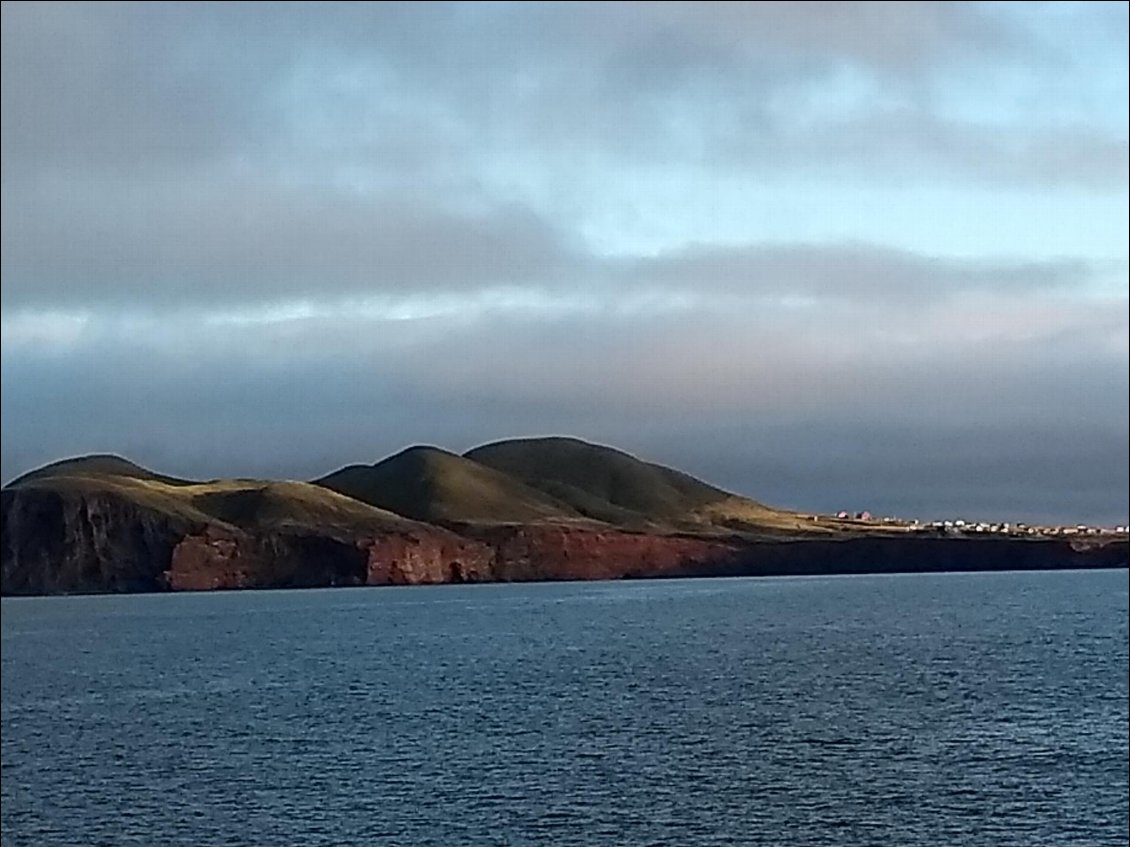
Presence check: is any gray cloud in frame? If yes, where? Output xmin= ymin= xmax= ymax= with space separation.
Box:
xmin=0 ymin=3 xmax=289 ymax=170
xmin=3 ymin=294 xmax=1126 ymax=523
xmin=3 ymin=2 xmax=1124 ymax=184
xmin=1 ymin=2 xmax=1126 ymax=525
xmin=630 ymin=2 xmax=1014 ymax=69
xmin=2 ymin=1 xmax=1125 ymax=310
xmin=0 ymin=164 xmax=1106 ymax=309
xmin=1 ymin=174 xmax=576 ymax=307
xmin=620 ymin=243 xmax=1098 ymax=302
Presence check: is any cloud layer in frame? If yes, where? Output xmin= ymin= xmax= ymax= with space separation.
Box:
xmin=2 ymin=2 xmax=1127 ymax=523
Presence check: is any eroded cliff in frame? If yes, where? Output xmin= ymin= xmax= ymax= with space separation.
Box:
xmin=1 ymin=486 xmax=190 ymax=594
xmin=2 ymin=446 xmax=1126 ymax=596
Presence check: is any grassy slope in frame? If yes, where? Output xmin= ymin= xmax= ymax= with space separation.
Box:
xmin=465 ymin=436 xmax=824 ymax=534
xmin=315 ymin=445 xmax=586 ymax=525
xmin=6 ymin=454 xmax=194 ymax=488
xmin=7 ymin=441 xmax=878 ymax=539
xmin=8 ymin=467 xmax=417 ymax=536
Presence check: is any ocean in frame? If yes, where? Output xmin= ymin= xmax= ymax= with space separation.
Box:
xmin=2 ymin=570 xmax=1127 ymax=846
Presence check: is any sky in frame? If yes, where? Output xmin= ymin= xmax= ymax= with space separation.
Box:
xmin=1 ymin=1 xmax=1127 ymax=525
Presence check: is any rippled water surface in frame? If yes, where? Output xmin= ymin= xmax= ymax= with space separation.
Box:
xmin=3 ymin=570 xmax=1128 ymax=846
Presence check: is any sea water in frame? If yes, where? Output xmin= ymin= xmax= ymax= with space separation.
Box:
xmin=2 ymin=570 xmax=1127 ymax=846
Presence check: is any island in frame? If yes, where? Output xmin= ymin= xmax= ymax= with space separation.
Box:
xmin=2 ymin=437 xmax=1126 ymax=595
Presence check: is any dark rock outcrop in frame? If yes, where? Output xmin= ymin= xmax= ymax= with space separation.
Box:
xmin=166 ymin=528 xmax=373 ymax=591
xmin=1 ymin=486 xmax=190 ymax=594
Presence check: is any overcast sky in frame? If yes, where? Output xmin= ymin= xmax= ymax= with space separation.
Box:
xmin=2 ymin=1 xmax=1127 ymax=524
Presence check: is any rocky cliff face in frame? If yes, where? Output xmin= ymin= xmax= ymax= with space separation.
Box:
xmin=471 ymin=524 xmax=741 ymax=582
xmin=362 ymin=532 xmax=495 ymax=585
xmin=1 ymin=487 xmax=746 ymax=594
xmin=1 ymin=487 xmax=190 ymax=594
xmin=165 ymin=528 xmax=375 ymax=591
xmin=2 ymin=485 xmax=1126 ymax=596
xmin=163 ymin=525 xmax=735 ymax=590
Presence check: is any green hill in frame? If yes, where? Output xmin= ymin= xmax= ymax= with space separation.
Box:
xmin=5 ymin=460 xmax=413 ymax=536
xmin=465 ymin=436 xmax=809 ymax=532
xmin=314 ymin=445 xmax=582 ymax=525
xmin=7 ymin=454 xmax=192 ymax=488
xmin=465 ymin=437 xmax=728 ymax=517
xmin=4 ymin=440 xmax=823 ymax=538
xmin=188 ymin=481 xmax=414 ymax=534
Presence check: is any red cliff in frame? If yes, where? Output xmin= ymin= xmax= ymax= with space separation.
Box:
xmin=3 ymin=482 xmax=1126 ymax=596
xmin=479 ymin=524 xmax=741 ymax=582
